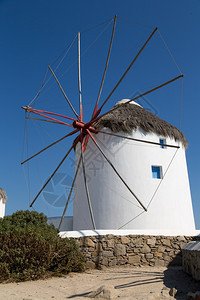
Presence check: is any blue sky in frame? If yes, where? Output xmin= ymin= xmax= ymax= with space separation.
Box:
xmin=1 ymin=0 xmax=200 ymax=228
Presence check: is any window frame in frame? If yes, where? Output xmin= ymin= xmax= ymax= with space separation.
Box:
xmin=151 ymin=165 xmax=163 ymax=179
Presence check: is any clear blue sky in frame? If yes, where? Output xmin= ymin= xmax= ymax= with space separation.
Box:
xmin=1 ymin=0 xmax=200 ymax=228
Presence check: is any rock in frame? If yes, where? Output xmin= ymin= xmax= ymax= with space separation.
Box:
xmin=147 ymin=238 xmax=156 ymax=247
xmin=169 ymin=287 xmax=177 ymax=297
xmin=177 ymin=236 xmax=186 ymax=242
xmin=128 ymin=255 xmax=140 ymax=265
xmin=101 ymin=257 xmax=109 ymax=266
xmin=114 ymin=244 xmax=126 ymax=256
xmin=86 ymin=261 xmax=96 ymax=269
xmin=154 ymin=252 xmax=163 ymax=258
xmin=145 ymin=253 xmax=153 ymax=259
xmin=155 ymin=259 xmax=165 ymax=267
xmin=157 ymin=246 xmax=165 ymax=253
xmin=107 ymin=239 xmax=114 ymax=248
xmin=134 ymin=238 xmax=143 ymax=247
xmin=121 ymin=236 xmax=130 ymax=244
xmin=141 ymin=244 xmax=151 ymax=254
xmin=161 ymin=239 xmax=171 ymax=247
xmin=86 ymin=285 xmax=116 ymax=299
xmin=161 ymin=287 xmax=170 ymax=297
xmin=84 ymin=238 xmax=95 ymax=248
xmin=102 ymin=251 xmax=113 ymax=257
xmin=109 ymin=258 xmax=117 ymax=266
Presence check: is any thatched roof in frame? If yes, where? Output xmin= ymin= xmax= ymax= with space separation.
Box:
xmin=94 ymin=101 xmax=187 ymax=148
xmin=0 ymin=188 xmax=7 ymax=204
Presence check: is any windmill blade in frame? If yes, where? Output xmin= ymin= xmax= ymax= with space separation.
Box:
xmin=21 ymin=129 xmax=79 ymax=165
xmin=78 ymin=32 xmax=83 ymax=121
xmin=95 ymin=129 xmax=180 ymax=149
xmin=29 ymin=136 xmax=81 ymax=207
xmin=26 ymin=117 xmax=66 ymax=125
xmin=87 ymin=74 xmax=184 ymax=128
xmin=93 ymin=15 xmax=117 ymax=116
xmin=93 ymin=27 xmax=158 ymax=118
xmin=81 ymin=146 xmax=96 ymax=229
xmin=58 ymin=153 xmax=82 ymax=231
xmin=48 ymin=66 xmax=80 ymax=120
xmin=127 ymin=74 xmax=184 ymax=104
xmin=24 ymin=109 xmax=73 ymax=127
xmin=87 ymin=129 xmax=147 ymax=212
xmin=22 ymin=106 xmax=77 ymax=122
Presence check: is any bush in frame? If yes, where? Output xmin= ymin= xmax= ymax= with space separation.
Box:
xmin=0 ymin=210 xmax=85 ymax=282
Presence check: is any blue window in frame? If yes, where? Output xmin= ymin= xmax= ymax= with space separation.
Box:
xmin=152 ymin=166 xmax=162 ymax=179
xmin=159 ymin=138 xmax=166 ymax=149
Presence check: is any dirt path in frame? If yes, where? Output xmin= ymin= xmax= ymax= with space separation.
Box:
xmin=0 ymin=266 xmax=199 ymax=300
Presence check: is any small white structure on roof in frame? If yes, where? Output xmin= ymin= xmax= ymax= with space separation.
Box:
xmin=73 ymin=100 xmax=195 ymax=233
xmin=0 ymin=188 xmax=7 ymax=218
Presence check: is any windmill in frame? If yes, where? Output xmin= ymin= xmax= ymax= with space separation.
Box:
xmin=21 ymin=16 xmax=195 ymax=232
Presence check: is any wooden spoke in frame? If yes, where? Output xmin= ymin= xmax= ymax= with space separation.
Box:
xmin=81 ymin=139 xmax=96 ymax=229
xmin=22 ymin=107 xmax=77 ymax=122
xmin=58 ymin=154 xmax=82 ymax=231
xmin=87 ymin=130 xmax=147 ymax=212
xmin=93 ymin=15 xmax=117 ymax=116
xmin=26 ymin=117 xmax=66 ymax=125
xmin=48 ymin=66 xmax=80 ymax=119
xmin=30 ymin=136 xmax=81 ymax=207
xmin=94 ymin=27 xmax=158 ymax=118
xmin=27 ymin=110 xmax=73 ymax=127
xmin=21 ymin=129 xmax=79 ymax=165
xmin=87 ymin=74 xmax=184 ymax=128
xmin=78 ymin=32 xmax=83 ymax=121
xmin=127 ymin=74 xmax=184 ymax=104
xmin=95 ymin=129 xmax=180 ymax=149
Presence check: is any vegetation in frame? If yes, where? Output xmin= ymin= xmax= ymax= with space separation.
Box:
xmin=0 ymin=210 xmax=85 ymax=282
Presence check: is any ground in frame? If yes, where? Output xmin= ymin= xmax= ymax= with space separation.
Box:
xmin=0 ymin=266 xmax=199 ymax=299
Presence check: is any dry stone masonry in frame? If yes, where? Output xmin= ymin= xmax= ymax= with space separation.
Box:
xmin=75 ymin=235 xmax=197 ymax=269
xmin=182 ymin=241 xmax=200 ymax=281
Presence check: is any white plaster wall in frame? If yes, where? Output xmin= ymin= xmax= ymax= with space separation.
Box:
xmin=73 ymin=127 xmax=195 ymax=232
xmin=47 ymin=216 xmax=73 ymax=231
xmin=0 ymin=199 xmax=5 ymax=218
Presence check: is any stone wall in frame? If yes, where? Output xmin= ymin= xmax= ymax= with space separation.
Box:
xmin=75 ymin=235 xmax=197 ymax=269
xmin=182 ymin=241 xmax=200 ymax=281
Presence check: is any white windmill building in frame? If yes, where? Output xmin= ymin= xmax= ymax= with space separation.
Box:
xmin=73 ymin=99 xmax=195 ymax=233
xmin=0 ymin=188 xmax=7 ymax=218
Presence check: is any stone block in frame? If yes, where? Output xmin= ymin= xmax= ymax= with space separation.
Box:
xmin=161 ymin=239 xmax=171 ymax=247
xmin=154 ymin=259 xmax=165 ymax=267
xmin=86 ymin=261 xmax=96 ymax=269
xmin=177 ymin=235 xmax=186 ymax=242
xmin=109 ymin=258 xmax=117 ymax=267
xmin=141 ymin=244 xmax=151 ymax=253
xmin=147 ymin=238 xmax=156 ymax=247
xmin=84 ymin=238 xmax=95 ymax=248
xmin=134 ymin=238 xmax=143 ymax=247
xmin=128 ymin=255 xmax=140 ymax=265
xmin=107 ymin=239 xmax=114 ymax=248
xmin=145 ymin=253 xmax=153 ymax=259
xmin=101 ymin=257 xmax=108 ymax=266
xmin=121 ymin=236 xmax=130 ymax=244
xmin=102 ymin=251 xmax=113 ymax=257
xmin=114 ymin=244 xmax=126 ymax=256
xmin=157 ymin=246 xmax=165 ymax=253
xmin=154 ymin=252 xmax=163 ymax=258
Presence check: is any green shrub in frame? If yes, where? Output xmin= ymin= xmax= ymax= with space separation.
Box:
xmin=0 ymin=210 xmax=85 ymax=282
